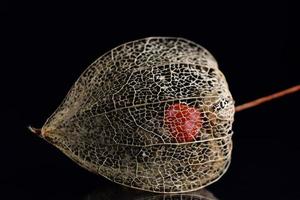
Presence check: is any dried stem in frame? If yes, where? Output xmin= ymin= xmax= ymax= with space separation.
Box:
xmin=28 ymin=126 xmax=42 ymax=136
xmin=235 ymin=85 xmax=300 ymax=112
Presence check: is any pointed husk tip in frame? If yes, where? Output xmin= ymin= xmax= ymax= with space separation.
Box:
xmin=28 ymin=126 xmax=42 ymax=136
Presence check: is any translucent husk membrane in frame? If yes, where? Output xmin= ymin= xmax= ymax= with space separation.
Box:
xmin=38 ymin=37 xmax=235 ymax=193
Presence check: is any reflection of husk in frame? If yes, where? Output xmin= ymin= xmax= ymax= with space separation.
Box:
xmin=84 ymin=185 xmax=219 ymax=200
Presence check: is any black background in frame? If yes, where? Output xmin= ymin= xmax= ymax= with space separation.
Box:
xmin=1 ymin=1 xmax=298 ymax=200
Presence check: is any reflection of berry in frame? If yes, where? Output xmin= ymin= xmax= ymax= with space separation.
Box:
xmin=165 ymin=103 xmax=202 ymax=142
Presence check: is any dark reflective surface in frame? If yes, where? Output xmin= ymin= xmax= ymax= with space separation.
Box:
xmin=84 ymin=186 xmax=218 ymax=200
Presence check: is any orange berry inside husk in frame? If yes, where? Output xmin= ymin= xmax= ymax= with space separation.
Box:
xmin=165 ymin=103 xmax=202 ymax=142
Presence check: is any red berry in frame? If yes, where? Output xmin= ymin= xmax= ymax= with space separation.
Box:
xmin=165 ymin=103 xmax=202 ymax=142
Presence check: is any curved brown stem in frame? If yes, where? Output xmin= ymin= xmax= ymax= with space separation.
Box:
xmin=28 ymin=126 xmax=42 ymax=136
xmin=235 ymin=85 xmax=300 ymax=112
